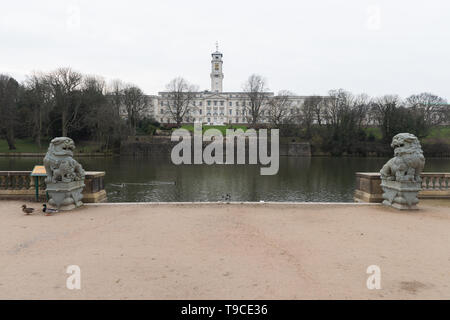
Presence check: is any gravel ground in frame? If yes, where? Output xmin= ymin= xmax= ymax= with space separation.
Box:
xmin=0 ymin=200 xmax=449 ymax=299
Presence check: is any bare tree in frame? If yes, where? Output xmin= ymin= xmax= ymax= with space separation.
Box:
xmin=46 ymin=67 xmax=83 ymax=136
xmin=301 ymin=96 xmax=324 ymax=138
xmin=314 ymin=97 xmax=327 ymax=127
xmin=123 ymin=84 xmax=148 ymax=135
xmin=406 ymin=92 xmax=448 ymax=127
xmin=267 ymin=90 xmax=293 ymax=127
xmin=82 ymin=76 xmax=108 ymax=141
xmin=108 ymin=79 xmax=125 ymax=120
xmin=164 ymin=77 xmax=198 ymax=127
xmin=323 ymin=89 xmax=353 ymax=128
xmin=372 ymin=95 xmax=404 ymax=142
xmin=0 ymin=74 xmax=19 ymax=149
xmin=352 ymin=93 xmax=371 ymax=129
xmin=243 ymin=74 xmax=270 ymax=127
xmin=24 ymin=72 xmax=52 ymax=149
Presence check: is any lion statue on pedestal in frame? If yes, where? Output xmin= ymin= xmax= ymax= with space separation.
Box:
xmin=380 ymin=133 xmax=425 ymax=183
xmin=44 ymin=137 xmax=86 ymax=210
xmin=44 ymin=137 xmax=85 ymax=184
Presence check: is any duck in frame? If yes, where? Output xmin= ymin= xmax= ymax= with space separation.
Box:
xmin=42 ymin=204 xmax=58 ymax=215
xmin=22 ymin=204 xmax=35 ymax=215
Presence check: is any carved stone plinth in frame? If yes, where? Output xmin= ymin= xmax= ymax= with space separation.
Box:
xmin=46 ymin=180 xmax=85 ymax=210
xmin=381 ymin=180 xmax=421 ymax=210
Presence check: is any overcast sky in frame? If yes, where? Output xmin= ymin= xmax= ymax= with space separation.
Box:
xmin=1 ymin=0 xmax=449 ymax=99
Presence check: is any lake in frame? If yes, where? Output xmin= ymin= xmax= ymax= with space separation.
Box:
xmin=1 ymin=156 xmax=449 ymax=202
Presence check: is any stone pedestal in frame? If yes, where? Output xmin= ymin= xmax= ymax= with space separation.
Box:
xmin=46 ymin=180 xmax=85 ymax=210
xmin=381 ymin=180 xmax=421 ymax=210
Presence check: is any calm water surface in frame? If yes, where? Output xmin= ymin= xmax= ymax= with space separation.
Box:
xmin=1 ymin=156 xmax=449 ymax=202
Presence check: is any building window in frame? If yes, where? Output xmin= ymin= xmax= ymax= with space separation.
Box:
xmin=199 ymin=101 xmax=202 ymax=106
xmin=236 ymin=102 xmax=239 ymax=106
xmin=214 ymin=100 xmax=217 ymax=106
xmin=207 ymin=100 xmax=211 ymax=106
xmin=220 ymin=101 xmax=224 ymax=106
xmin=229 ymin=101 xmax=232 ymax=106
xmin=160 ymin=109 xmax=164 ymax=114
xmin=229 ymin=109 xmax=232 ymax=115
xmin=199 ymin=109 xmax=202 ymax=115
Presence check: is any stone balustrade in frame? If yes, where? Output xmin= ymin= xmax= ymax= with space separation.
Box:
xmin=0 ymin=171 xmax=106 ymax=203
xmin=0 ymin=171 xmax=46 ymax=200
xmin=355 ymin=172 xmax=450 ymax=202
xmin=420 ymin=173 xmax=450 ymax=199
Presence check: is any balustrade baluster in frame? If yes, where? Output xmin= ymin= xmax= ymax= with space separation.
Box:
xmin=18 ymin=175 xmax=24 ymax=190
xmin=8 ymin=175 xmax=13 ymax=190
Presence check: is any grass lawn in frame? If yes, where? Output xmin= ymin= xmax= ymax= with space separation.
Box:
xmin=0 ymin=138 xmax=104 ymax=153
xmin=0 ymin=139 xmax=47 ymax=153
xmin=177 ymin=124 xmax=248 ymax=135
xmin=364 ymin=127 xmax=383 ymax=140
xmin=363 ymin=126 xmax=450 ymax=143
xmin=424 ymin=125 xmax=450 ymax=143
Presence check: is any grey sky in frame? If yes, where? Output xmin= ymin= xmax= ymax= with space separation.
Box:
xmin=1 ymin=0 xmax=449 ymax=99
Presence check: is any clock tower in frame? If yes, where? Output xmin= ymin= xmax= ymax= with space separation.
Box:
xmin=210 ymin=42 xmax=224 ymax=92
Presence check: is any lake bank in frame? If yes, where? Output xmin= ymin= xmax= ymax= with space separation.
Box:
xmin=0 ymin=200 xmax=449 ymax=299
xmin=2 ymin=132 xmax=450 ymax=158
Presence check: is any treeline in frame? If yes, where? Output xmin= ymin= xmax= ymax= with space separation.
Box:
xmin=0 ymin=68 xmax=152 ymax=151
xmin=222 ymin=75 xmax=449 ymax=155
xmin=1 ymin=69 xmax=449 ymax=156
xmin=270 ymin=89 xmax=449 ymax=155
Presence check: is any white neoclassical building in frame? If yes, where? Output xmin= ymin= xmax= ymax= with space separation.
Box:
xmin=154 ymin=46 xmax=310 ymax=125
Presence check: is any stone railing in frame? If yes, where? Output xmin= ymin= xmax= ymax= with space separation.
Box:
xmin=420 ymin=173 xmax=450 ymax=199
xmin=355 ymin=172 xmax=450 ymax=202
xmin=0 ymin=171 xmax=107 ymax=203
xmin=0 ymin=171 xmax=46 ymax=201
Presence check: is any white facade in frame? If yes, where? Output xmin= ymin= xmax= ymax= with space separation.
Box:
xmin=153 ymin=47 xmax=309 ymax=125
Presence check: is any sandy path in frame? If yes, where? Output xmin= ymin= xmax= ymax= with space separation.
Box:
xmin=0 ymin=200 xmax=449 ymax=299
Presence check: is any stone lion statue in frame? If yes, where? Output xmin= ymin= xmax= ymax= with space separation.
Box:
xmin=44 ymin=137 xmax=85 ymax=184
xmin=380 ymin=133 xmax=425 ymax=183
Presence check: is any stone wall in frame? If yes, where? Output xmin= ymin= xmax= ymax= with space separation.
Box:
xmin=121 ymin=137 xmax=311 ymax=157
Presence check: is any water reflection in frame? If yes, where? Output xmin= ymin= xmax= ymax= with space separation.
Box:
xmin=1 ymin=156 xmax=449 ymax=202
